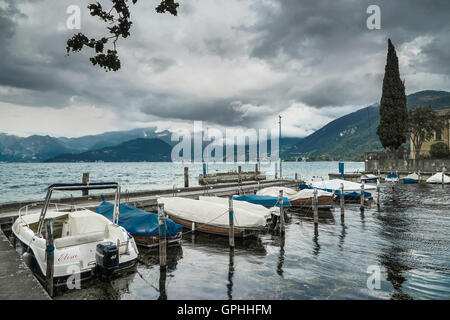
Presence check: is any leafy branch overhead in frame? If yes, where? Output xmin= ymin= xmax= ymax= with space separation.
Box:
xmin=66 ymin=0 xmax=180 ymax=72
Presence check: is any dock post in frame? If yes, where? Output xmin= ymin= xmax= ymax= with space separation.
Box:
xmin=255 ymin=163 xmax=259 ymax=173
xmin=278 ymin=190 xmax=285 ymax=234
xmin=377 ymin=179 xmax=381 ymax=210
xmin=360 ymin=181 xmax=365 ymax=212
xmin=295 ymin=173 xmax=298 ymax=181
xmin=340 ymin=183 xmax=344 ymax=216
xmin=158 ymin=203 xmax=167 ymax=267
xmin=228 ymin=197 xmax=235 ymax=248
xmin=184 ymin=167 xmax=189 ymax=188
xmin=313 ymin=187 xmax=319 ymax=225
xmin=82 ymin=172 xmax=89 ymax=196
xmin=45 ymin=218 xmax=54 ymax=297
xmin=442 ymin=167 xmax=446 ymax=186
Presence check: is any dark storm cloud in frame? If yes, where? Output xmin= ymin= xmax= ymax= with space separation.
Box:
xmin=1 ymin=0 xmax=450 ymax=135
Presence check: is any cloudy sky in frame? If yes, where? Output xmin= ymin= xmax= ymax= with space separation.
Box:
xmin=1 ymin=0 xmax=450 ymax=138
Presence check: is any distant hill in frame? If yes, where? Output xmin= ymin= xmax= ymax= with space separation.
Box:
xmin=0 ymin=134 xmax=77 ymax=162
xmin=46 ymin=138 xmax=173 ymax=162
xmin=284 ymin=90 xmax=450 ymax=160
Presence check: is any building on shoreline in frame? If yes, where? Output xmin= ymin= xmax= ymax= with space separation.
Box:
xmin=409 ymin=108 xmax=450 ymax=159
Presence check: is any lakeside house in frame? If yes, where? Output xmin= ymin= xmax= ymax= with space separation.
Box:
xmin=409 ymin=108 xmax=450 ymax=159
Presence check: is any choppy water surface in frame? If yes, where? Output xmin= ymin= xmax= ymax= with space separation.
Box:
xmin=55 ymin=183 xmax=449 ymax=300
xmin=1 ymin=162 xmax=449 ymax=299
xmin=0 ymin=162 xmax=363 ymax=203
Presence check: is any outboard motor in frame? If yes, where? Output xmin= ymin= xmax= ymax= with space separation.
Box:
xmin=95 ymin=242 xmax=119 ymax=281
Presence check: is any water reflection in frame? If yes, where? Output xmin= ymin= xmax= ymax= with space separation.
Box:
xmin=313 ymin=224 xmax=320 ymax=257
xmin=338 ymin=215 xmax=346 ymax=251
xmin=227 ymin=248 xmax=235 ymax=300
xmin=158 ymin=266 xmax=167 ymax=300
xmin=277 ymin=236 xmax=285 ymax=278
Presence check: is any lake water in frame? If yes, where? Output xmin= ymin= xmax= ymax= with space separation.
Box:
xmin=0 ymin=161 xmax=364 ymax=203
xmin=2 ymin=162 xmax=449 ymax=300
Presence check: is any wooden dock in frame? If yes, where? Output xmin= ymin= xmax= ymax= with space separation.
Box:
xmin=0 ymin=178 xmax=299 ymax=227
xmin=0 ymin=230 xmax=50 ymax=300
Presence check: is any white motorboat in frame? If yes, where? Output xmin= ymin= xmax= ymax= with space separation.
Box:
xmin=426 ymin=172 xmax=450 ymax=184
xmin=157 ymin=197 xmax=267 ymax=237
xmin=199 ymin=196 xmax=278 ymax=219
xmin=12 ymin=183 xmax=138 ymax=287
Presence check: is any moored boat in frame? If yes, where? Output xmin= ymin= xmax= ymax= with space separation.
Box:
xmin=96 ymin=199 xmax=184 ymax=248
xmin=12 ymin=183 xmax=139 ymax=287
xmin=233 ymin=194 xmax=291 ymax=209
xmin=256 ymin=186 xmax=297 ymax=198
xmin=426 ymin=172 xmax=450 ymax=184
xmin=157 ymin=197 xmax=267 ymax=238
xmin=401 ymin=173 xmax=420 ymax=184
xmin=289 ymin=189 xmax=334 ymax=210
xmin=385 ymin=173 xmax=400 ymax=182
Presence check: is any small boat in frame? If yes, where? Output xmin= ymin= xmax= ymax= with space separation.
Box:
xmin=426 ymin=172 xmax=450 ymax=184
xmin=12 ymin=183 xmax=139 ymax=286
xmin=299 ymin=179 xmax=375 ymax=200
xmin=289 ymin=189 xmax=334 ymax=210
xmin=199 ymin=196 xmax=277 ymax=219
xmin=385 ymin=173 xmax=400 ymax=182
xmin=401 ymin=173 xmax=420 ymax=184
xmin=256 ymin=186 xmax=297 ymax=198
xmin=96 ymin=199 xmax=184 ymax=248
xmin=361 ymin=174 xmax=380 ymax=183
xmin=157 ymin=197 xmax=267 ymax=238
xmin=233 ymin=194 xmax=291 ymax=208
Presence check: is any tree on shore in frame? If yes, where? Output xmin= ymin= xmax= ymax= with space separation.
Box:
xmin=66 ymin=0 xmax=180 ymax=72
xmin=376 ymin=39 xmax=408 ymax=151
xmin=409 ymin=105 xmax=444 ymax=159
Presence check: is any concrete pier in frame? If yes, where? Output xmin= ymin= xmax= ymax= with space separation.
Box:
xmin=0 ymin=231 xmax=50 ymax=300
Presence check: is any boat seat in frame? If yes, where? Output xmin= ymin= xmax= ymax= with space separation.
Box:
xmin=54 ymin=231 xmax=105 ymax=249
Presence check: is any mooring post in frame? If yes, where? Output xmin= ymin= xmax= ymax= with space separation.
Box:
xmin=82 ymin=172 xmax=89 ymax=196
xmin=158 ymin=203 xmax=167 ymax=267
xmin=278 ymin=190 xmax=285 ymax=234
xmin=184 ymin=167 xmax=189 ymax=188
xmin=255 ymin=163 xmax=259 ymax=173
xmin=360 ymin=181 xmax=365 ymax=211
xmin=228 ymin=197 xmax=235 ymax=248
xmin=340 ymin=183 xmax=344 ymax=216
xmin=295 ymin=173 xmax=298 ymax=181
xmin=377 ymin=179 xmax=381 ymax=210
xmin=442 ymin=167 xmax=446 ymax=186
xmin=45 ymin=218 xmax=54 ymax=297
xmin=313 ymin=187 xmax=319 ymax=225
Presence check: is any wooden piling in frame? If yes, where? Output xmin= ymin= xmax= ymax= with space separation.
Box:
xmin=45 ymin=218 xmax=54 ymax=297
xmin=255 ymin=163 xmax=259 ymax=173
xmin=377 ymin=179 xmax=381 ymax=210
xmin=228 ymin=197 xmax=235 ymax=248
xmin=184 ymin=167 xmax=189 ymax=188
xmin=313 ymin=187 xmax=319 ymax=224
xmin=442 ymin=167 xmax=446 ymax=186
xmin=295 ymin=173 xmax=298 ymax=181
xmin=340 ymin=183 xmax=344 ymax=216
xmin=360 ymin=181 xmax=365 ymax=211
xmin=158 ymin=203 xmax=167 ymax=267
xmin=82 ymin=172 xmax=89 ymax=196
xmin=278 ymin=190 xmax=285 ymax=234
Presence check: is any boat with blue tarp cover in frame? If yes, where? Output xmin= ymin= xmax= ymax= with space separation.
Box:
xmin=96 ymin=199 xmax=183 ymax=248
xmin=385 ymin=173 xmax=400 ymax=182
xmin=233 ymin=194 xmax=291 ymax=208
xmin=401 ymin=173 xmax=419 ymax=184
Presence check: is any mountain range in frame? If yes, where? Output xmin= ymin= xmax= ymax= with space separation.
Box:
xmin=2 ymin=90 xmax=449 ymax=162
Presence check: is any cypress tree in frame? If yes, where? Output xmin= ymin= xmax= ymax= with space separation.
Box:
xmin=376 ymin=39 xmax=408 ymax=151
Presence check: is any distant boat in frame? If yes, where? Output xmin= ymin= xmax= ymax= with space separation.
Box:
xmin=426 ymin=172 xmax=450 ymax=184
xmin=96 ymin=200 xmax=183 ymax=248
xmin=157 ymin=197 xmax=267 ymax=238
xmin=299 ymin=179 xmax=375 ymax=200
xmin=385 ymin=173 xmax=400 ymax=182
xmin=361 ymin=174 xmax=379 ymax=183
xmin=401 ymin=173 xmax=419 ymax=184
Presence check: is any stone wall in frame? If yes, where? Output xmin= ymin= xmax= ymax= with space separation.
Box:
xmin=364 ymin=151 xmax=450 ymax=172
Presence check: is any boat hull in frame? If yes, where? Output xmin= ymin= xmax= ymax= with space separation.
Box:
xmin=167 ymin=215 xmax=259 ymax=238
xmin=402 ymin=178 xmax=419 ymax=184
xmin=290 ymin=196 xmax=334 ymax=210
